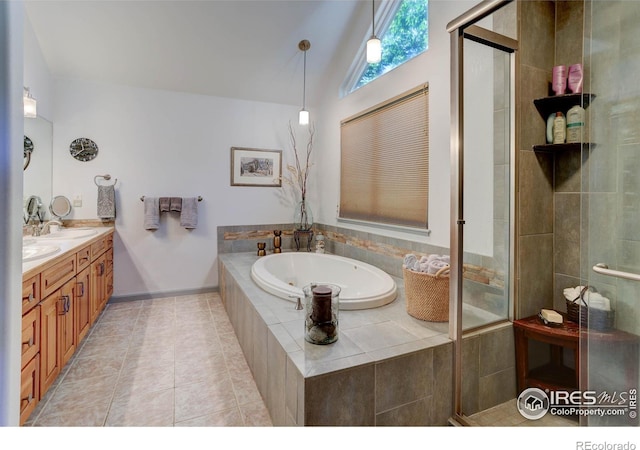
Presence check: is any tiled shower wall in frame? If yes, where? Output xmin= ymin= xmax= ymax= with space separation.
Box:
xmin=516 ymin=0 xmax=587 ymax=320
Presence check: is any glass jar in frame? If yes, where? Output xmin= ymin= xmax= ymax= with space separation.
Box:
xmin=315 ymin=233 xmax=325 ymax=253
xmin=303 ymin=283 xmax=340 ymax=345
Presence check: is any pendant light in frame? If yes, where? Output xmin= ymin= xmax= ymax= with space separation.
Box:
xmin=367 ymin=0 xmax=381 ymax=64
xmin=23 ymin=87 xmax=37 ymax=118
xmin=298 ymin=40 xmax=310 ymax=125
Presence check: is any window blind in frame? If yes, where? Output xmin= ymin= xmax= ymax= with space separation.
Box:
xmin=339 ymin=84 xmax=429 ymax=229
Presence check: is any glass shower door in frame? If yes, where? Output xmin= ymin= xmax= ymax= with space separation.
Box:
xmin=583 ymin=0 xmax=640 ymax=427
xmin=461 ymin=33 xmax=513 ymax=332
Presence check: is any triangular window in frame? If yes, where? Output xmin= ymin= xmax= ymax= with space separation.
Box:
xmin=341 ymin=0 xmax=429 ymax=96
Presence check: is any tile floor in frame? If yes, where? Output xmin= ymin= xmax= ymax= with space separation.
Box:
xmin=25 ymin=292 xmax=273 ymax=426
xmin=466 ymin=399 xmax=578 ymax=427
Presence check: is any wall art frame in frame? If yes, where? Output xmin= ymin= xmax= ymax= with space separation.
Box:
xmin=230 ymin=147 xmax=282 ymax=187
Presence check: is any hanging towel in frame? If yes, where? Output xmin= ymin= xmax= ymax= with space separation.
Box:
xmin=144 ymin=197 xmax=160 ymax=230
xmin=97 ymin=185 xmax=116 ymax=220
xmin=159 ymin=197 xmax=170 ymax=213
xmin=180 ymin=197 xmax=198 ymax=229
xmin=169 ymin=197 xmax=182 ymax=212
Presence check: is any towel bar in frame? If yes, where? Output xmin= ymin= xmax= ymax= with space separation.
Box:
xmin=140 ymin=196 xmax=203 ymax=202
xmin=95 ymin=174 xmax=117 ymax=186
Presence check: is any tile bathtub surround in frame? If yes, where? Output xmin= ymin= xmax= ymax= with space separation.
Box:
xmin=219 ymin=252 xmax=453 ymax=426
xmin=25 ymin=293 xmax=272 ymax=427
xmin=218 ymin=223 xmax=505 ymax=289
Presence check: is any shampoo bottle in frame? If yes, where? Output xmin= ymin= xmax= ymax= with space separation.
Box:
xmin=553 ymin=112 xmax=566 ymax=144
xmin=566 ymin=105 xmax=585 ymax=143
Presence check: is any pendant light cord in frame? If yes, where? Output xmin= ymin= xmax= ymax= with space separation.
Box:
xmin=372 ymin=0 xmax=376 ymax=36
xmin=302 ymin=49 xmax=306 ymax=110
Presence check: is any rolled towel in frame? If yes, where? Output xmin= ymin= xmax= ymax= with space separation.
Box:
xmin=144 ymin=197 xmax=160 ymax=230
xmin=440 ymin=255 xmax=450 ymax=264
xmin=403 ymin=254 xmax=418 ymax=269
xmin=419 ymin=255 xmax=429 ymax=263
xmin=159 ymin=197 xmax=170 ymax=213
xmin=180 ymin=197 xmax=198 ymax=229
xmin=427 ymin=259 xmax=450 ymax=274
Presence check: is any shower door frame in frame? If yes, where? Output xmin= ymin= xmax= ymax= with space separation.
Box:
xmin=447 ymin=0 xmax=517 ymax=423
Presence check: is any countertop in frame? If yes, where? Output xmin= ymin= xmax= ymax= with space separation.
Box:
xmin=22 ymin=226 xmax=114 ymax=278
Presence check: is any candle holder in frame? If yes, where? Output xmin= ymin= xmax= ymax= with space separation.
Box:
xmin=273 ymin=230 xmax=282 ymax=253
xmin=303 ymin=283 xmax=340 ymax=345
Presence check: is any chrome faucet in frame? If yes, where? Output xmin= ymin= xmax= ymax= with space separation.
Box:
xmin=40 ymin=220 xmax=63 ymax=235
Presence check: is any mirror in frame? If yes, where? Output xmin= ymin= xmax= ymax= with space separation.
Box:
xmin=49 ymin=195 xmax=72 ymax=220
xmin=23 ymin=116 xmax=53 ymax=223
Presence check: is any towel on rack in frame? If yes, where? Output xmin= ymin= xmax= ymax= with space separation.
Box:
xmin=169 ymin=197 xmax=182 ymax=212
xmin=144 ymin=197 xmax=160 ymax=230
xmin=159 ymin=197 xmax=170 ymax=213
xmin=180 ymin=197 xmax=198 ymax=229
xmin=97 ymin=185 xmax=116 ymax=220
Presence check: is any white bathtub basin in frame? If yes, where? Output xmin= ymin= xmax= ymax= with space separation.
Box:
xmin=251 ymin=252 xmax=397 ymax=310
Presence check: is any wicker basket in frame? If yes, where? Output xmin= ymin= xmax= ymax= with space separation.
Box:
xmin=402 ymin=265 xmax=450 ymax=322
xmin=565 ymin=286 xmax=614 ymax=331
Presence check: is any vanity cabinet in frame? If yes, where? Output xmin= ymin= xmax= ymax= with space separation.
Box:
xmin=20 ymin=228 xmax=114 ymax=425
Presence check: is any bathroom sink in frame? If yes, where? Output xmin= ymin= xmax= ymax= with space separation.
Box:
xmin=23 ymin=244 xmax=61 ymax=262
xmin=40 ymin=228 xmax=98 ymax=240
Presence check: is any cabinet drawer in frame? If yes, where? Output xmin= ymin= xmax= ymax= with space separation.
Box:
xmin=41 ymin=254 xmax=76 ymax=299
xmin=22 ymin=274 xmax=41 ymax=315
xmin=21 ymin=306 xmax=40 ymax=369
xmin=76 ymin=245 xmax=91 ymax=272
xmin=20 ymin=354 xmax=40 ymax=426
xmin=90 ymin=237 xmax=107 ymax=260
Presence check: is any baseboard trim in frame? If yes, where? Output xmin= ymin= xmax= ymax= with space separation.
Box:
xmin=109 ymin=286 xmax=218 ymax=303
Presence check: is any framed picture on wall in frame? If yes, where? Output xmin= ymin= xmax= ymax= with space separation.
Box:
xmin=230 ymin=147 xmax=282 ymax=187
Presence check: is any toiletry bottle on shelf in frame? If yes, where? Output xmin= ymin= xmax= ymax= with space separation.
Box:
xmin=553 ymin=112 xmax=566 ymax=144
xmin=315 ymin=234 xmax=325 ymax=253
xmin=566 ymin=105 xmax=585 ymax=143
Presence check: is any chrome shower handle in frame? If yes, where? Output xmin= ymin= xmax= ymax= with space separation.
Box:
xmin=593 ymin=263 xmax=640 ymax=282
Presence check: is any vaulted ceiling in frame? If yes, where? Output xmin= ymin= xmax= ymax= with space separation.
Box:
xmin=25 ymin=0 xmax=368 ymax=106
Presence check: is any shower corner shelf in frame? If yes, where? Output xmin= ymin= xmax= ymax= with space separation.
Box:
xmin=533 ymin=92 xmax=596 ymax=119
xmin=532 ymin=92 xmax=596 ymax=153
xmin=533 ymin=142 xmax=595 ymax=152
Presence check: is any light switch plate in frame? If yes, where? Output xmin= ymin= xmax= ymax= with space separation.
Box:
xmin=73 ymin=194 xmax=82 ymax=207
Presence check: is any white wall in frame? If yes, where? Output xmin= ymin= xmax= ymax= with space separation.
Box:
xmin=314 ymin=0 xmax=477 ymax=249
xmin=52 ymin=79 xmax=301 ymax=297
xmin=26 ymin=0 xmax=485 ymax=300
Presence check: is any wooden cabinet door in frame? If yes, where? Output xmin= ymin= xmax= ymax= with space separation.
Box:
xmin=21 ymin=306 xmax=40 ymax=369
xmin=90 ymin=254 xmax=106 ymax=325
xmin=59 ymin=278 xmax=76 ymax=368
xmin=39 ymin=292 xmax=60 ymax=398
xmin=20 ymin=354 xmax=39 ymax=426
xmin=76 ymin=267 xmax=91 ymax=343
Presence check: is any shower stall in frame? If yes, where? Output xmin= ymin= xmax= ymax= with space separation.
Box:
xmin=448 ymin=0 xmax=640 ymax=426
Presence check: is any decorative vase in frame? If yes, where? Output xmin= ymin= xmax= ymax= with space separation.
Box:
xmin=294 ymin=199 xmax=313 ymax=231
